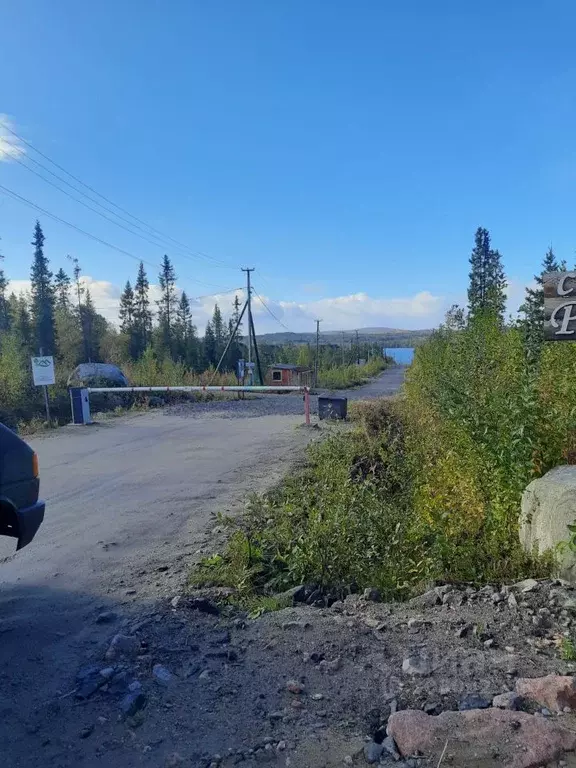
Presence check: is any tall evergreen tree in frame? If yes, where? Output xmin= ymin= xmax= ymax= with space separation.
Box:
xmin=54 ymin=267 xmax=72 ymax=311
xmin=225 ymin=294 xmax=244 ymax=370
xmin=0 ymin=240 xmax=10 ymax=334
xmin=175 ymin=291 xmax=198 ymax=367
xmin=211 ymin=303 xmax=226 ymax=359
xmin=520 ymin=246 xmax=565 ymax=355
xmin=133 ymin=261 xmax=152 ymax=357
xmin=157 ymin=255 xmax=177 ymax=356
xmin=29 ymin=220 xmax=56 ymax=354
xmin=9 ymin=294 xmax=33 ymax=353
xmin=467 ymin=227 xmax=507 ymax=322
xmin=203 ymin=321 xmax=217 ymax=366
xmin=119 ymin=281 xmax=135 ymax=333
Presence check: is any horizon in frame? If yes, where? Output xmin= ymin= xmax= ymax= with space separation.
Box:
xmin=1 ymin=2 xmax=573 ymax=333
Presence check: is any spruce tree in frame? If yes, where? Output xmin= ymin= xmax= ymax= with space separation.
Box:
xmin=211 ymin=303 xmax=226 ymax=359
xmin=157 ymin=255 xmax=177 ymax=357
xmin=133 ymin=262 xmax=152 ymax=357
xmin=175 ymin=291 xmax=198 ymax=367
xmin=54 ymin=268 xmax=71 ymax=311
xmin=467 ymin=227 xmax=507 ymax=323
xmin=119 ymin=281 xmax=135 ymax=333
xmin=0 ymin=241 xmax=10 ymax=334
xmin=203 ymin=321 xmax=217 ymax=366
xmin=520 ymin=246 xmax=565 ymax=354
xmin=30 ymin=220 xmax=56 ymax=354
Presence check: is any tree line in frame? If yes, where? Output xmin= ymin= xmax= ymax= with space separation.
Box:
xmin=0 ymin=220 xmax=246 ymax=378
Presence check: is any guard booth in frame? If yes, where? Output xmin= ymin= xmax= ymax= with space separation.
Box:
xmin=266 ymin=364 xmax=312 ymax=387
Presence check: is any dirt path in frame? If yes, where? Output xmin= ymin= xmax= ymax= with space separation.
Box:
xmin=0 ymin=368 xmax=405 ymax=768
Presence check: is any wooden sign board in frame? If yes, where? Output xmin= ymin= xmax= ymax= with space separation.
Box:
xmin=543 ymin=271 xmax=576 ymax=341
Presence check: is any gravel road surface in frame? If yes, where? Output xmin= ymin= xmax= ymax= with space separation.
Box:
xmin=0 ymin=367 xmax=404 ymax=767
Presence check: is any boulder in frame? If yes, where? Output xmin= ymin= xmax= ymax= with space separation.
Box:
xmin=387 ymin=708 xmax=576 ymax=768
xmin=520 ymin=466 xmax=576 ymax=582
xmin=515 ymin=675 xmax=576 ymax=712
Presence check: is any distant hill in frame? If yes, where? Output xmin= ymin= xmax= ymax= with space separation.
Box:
xmin=252 ymin=327 xmax=433 ymax=346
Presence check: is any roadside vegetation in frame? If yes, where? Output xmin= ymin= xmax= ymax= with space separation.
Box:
xmin=193 ymin=228 xmax=573 ymax=605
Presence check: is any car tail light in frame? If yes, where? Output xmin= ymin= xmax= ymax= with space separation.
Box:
xmin=32 ymin=452 xmax=39 ymax=478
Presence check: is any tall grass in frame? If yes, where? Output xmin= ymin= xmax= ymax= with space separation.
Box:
xmin=317 ymin=358 xmax=386 ymax=389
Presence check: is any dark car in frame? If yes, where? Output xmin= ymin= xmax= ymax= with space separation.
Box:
xmin=0 ymin=423 xmax=45 ymax=550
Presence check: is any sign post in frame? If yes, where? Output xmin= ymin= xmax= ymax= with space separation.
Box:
xmin=31 ymin=355 xmax=55 ymax=423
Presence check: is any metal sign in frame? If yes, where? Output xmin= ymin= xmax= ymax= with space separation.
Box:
xmin=31 ymin=356 xmax=56 ymax=386
xmin=544 ymin=272 xmax=576 ymax=340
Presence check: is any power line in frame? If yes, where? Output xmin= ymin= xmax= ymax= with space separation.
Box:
xmin=0 ymin=183 xmax=230 ymax=290
xmin=253 ymin=288 xmax=293 ymax=333
xmin=1 ymin=120 xmax=237 ymax=270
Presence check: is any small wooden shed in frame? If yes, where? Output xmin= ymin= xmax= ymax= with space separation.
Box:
xmin=266 ymin=364 xmax=312 ymax=387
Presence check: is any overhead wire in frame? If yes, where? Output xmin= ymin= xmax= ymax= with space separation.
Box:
xmin=0 ymin=183 xmax=230 ymax=290
xmin=0 ymin=120 xmax=237 ymax=269
xmin=252 ymin=287 xmax=294 ymax=333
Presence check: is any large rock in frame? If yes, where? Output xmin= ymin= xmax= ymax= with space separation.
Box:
xmin=515 ymin=675 xmax=576 ymax=712
xmin=387 ymin=708 xmax=576 ymax=768
xmin=520 ymin=466 xmax=576 ymax=581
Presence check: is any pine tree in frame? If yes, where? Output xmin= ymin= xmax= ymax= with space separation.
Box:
xmin=157 ymin=255 xmax=177 ymax=357
xmin=467 ymin=227 xmax=507 ymax=323
xmin=10 ymin=294 xmax=33 ymax=353
xmin=133 ymin=262 xmax=152 ymax=357
xmin=225 ymin=294 xmax=244 ymax=370
xmin=30 ymin=220 xmax=56 ymax=354
xmin=520 ymin=246 xmax=565 ymax=355
xmin=54 ymin=268 xmax=72 ymax=311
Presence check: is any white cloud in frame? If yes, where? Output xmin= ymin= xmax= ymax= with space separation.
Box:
xmin=0 ymin=115 xmax=25 ymax=162
xmin=6 ymin=275 xmax=446 ymax=333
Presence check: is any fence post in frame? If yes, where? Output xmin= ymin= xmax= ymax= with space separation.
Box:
xmin=304 ymin=388 xmax=311 ymax=425
xmin=70 ymin=387 xmax=93 ymax=425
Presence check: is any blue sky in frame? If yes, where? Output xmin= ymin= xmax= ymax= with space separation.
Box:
xmin=1 ymin=1 xmax=576 ymax=331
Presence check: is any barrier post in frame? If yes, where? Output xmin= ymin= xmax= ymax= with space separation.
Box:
xmin=304 ymin=388 xmax=311 ymax=425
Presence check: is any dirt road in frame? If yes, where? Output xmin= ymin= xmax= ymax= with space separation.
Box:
xmin=0 ymin=368 xmax=404 ymax=767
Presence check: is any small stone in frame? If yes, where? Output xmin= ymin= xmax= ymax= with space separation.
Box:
xmin=459 ymin=693 xmax=492 ymax=710
xmin=514 ymin=578 xmax=539 ymax=593
xmin=455 ymin=624 xmax=471 ymax=638
xmin=363 ymin=741 xmax=383 ymax=764
xmin=491 ymin=592 xmax=504 ymax=604
xmin=152 ymin=664 xmax=173 ymax=686
xmin=319 ymin=657 xmax=342 ymax=673
xmin=120 ymin=691 xmax=147 ymax=716
xmin=409 ymin=589 xmax=441 ymax=608
xmin=128 ymin=680 xmax=143 ymax=693
xmin=286 ymin=680 xmax=304 ymax=694
xmin=79 ymin=725 xmax=94 ymax=739
xmin=96 ymin=611 xmax=117 ymax=624
xmin=402 ymin=655 xmax=430 ymax=676
xmin=382 ymin=736 xmax=400 ymax=760
xmin=170 ymin=595 xmax=181 ymax=609
xmin=505 ymin=646 xmax=515 ymax=653
xmin=311 ymin=693 xmax=324 ymax=701
xmin=105 ymin=634 xmax=140 ymax=661
xmin=484 ymin=638 xmax=495 ymax=649
xmin=343 ymin=757 xmax=353 ymax=766
xmin=408 ymin=617 xmax=431 ymax=629
xmin=281 ymin=621 xmax=309 ymax=630
xmin=290 ymin=699 xmax=304 ymax=709
xmin=99 ymin=666 xmax=115 ymax=679
xmin=363 ymin=587 xmax=381 ymax=602
xmin=199 ymin=669 xmax=211 ymax=680
xmin=276 ymin=741 xmax=286 ymax=752
xmin=492 ymin=692 xmax=521 ymax=710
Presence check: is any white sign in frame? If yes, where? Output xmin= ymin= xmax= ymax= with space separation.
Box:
xmin=31 ymin=356 xmax=55 ymax=386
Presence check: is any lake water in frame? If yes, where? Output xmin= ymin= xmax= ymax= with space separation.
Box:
xmin=384 ymin=347 xmax=415 ymax=365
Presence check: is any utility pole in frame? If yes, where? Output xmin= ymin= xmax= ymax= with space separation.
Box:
xmin=314 ymin=319 xmax=322 ymax=387
xmin=355 ymin=329 xmax=360 ymax=364
xmin=341 ymin=331 xmax=345 ymax=366
xmin=241 ymin=268 xmax=254 ymax=365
